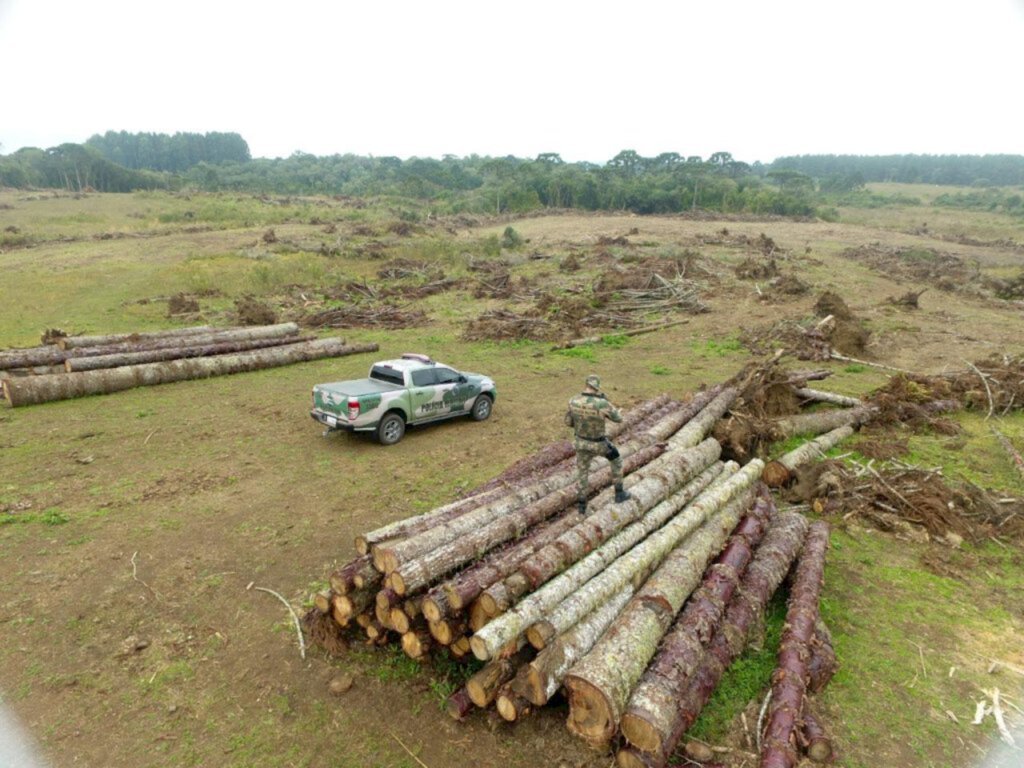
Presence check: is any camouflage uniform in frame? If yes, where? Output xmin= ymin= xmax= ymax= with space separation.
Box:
xmin=564 ymin=375 xmax=631 ymax=513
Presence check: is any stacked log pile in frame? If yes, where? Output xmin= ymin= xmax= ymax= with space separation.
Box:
xmin=305 ymin=373 xmax=845 ymax=762
xmin=0 ymin=323 xmax=378 ymax=406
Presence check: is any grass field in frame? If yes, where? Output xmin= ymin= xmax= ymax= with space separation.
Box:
xmin=1 ymin=187 xmax=1022 ymax=768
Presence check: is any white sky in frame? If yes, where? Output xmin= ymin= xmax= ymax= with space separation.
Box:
xmin=1 ymin=0 xmax=1023 ymax=164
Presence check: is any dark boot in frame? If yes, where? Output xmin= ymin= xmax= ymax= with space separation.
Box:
xmin=577 ymin=498 xmax=587 ymax=515
xmin=614 ymin=484 xmax=632 ymax=503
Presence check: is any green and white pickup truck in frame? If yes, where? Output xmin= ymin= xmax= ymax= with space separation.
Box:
xmin=310 ymin=353 xmax=496 ymax=445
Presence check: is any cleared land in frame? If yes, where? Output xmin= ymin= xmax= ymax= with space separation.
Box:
xmin=1 ymin=187 xmax=1022 ymax=768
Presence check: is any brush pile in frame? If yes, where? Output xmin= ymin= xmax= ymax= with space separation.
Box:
xmin=0 ymin=323 xmax=378 ymax=406
xmin=304 ymin=368 xmax=848 ymax=764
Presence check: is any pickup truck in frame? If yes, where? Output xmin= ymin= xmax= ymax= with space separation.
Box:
xmin=310 ymin=353 xmax=496 ymax=445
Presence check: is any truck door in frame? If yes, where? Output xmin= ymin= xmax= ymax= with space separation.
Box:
xmin=409 ymin=368 xmax=445 ymax=420
xmin=434 ymin=366 xmax=469 ymax=412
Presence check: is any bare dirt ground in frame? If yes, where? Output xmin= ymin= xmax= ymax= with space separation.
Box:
xmin=2 ymin=198 xmax=1023 ymax=768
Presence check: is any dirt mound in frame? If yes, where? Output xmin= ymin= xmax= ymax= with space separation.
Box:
xmin=769 ymin=273 xmax=810 ymax=295
xmin=234 ymin=296 xmax=278 ymax=326
xmin=167 ymin=293 xmax=200 ymax=316
xmin=813 ymin=291 xmax=853 ymax=320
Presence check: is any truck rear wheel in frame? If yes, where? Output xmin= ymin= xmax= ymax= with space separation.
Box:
xmin=377 ymin=413 xmax=405 ymax=445
xmin=470 ymin=394 xmax=493 ymax=421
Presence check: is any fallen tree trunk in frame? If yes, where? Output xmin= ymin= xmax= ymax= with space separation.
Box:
xmin=807 ymin=620 xmax=837 ymax=694
xmin=0 ymin=346 xmax=73 ymax=370
xmin=760 ymin=520 xmax=831 ymax=768
xmin=57 ymin=323 xmax=285 ymax=349
xmin=64 ymin=333 xmax=314 ymax=371
xmin=375 ymin=401 xmax=721 ymax=575
xmin=470 ymin=445 xmax=726 ymax=660
xmin=773 ymin=404 xmax=875 ymax=439
xmin=792 ymin=387 xmax=862 ymax=408
xmin=615 ymin=512 xmax=810 ymax=767
xmin=618 ymin=493 xmax=776 ymax=753
xmin=528 ymin=463 xmax=763 ymax=653
xmin=800 ymin=707 xmax=833 ymax=763
xmin=3 ymin=339 xmax=377 ymax=407
xmin=551 ymin=319 xmax=691 ymax=351
xmin=562 ymin=477 xmax=762 ymax=747
xmin=357 ymin=396 xmax=671 ymax=556
xmin=514 ymin=583 xmax=636 ymax=707
xmin=762 ymin=424 xmax=855 ymax=488
xmin=991 ymin=426 xmax=1024 ymax=481
xmin=389 ymin=443 xmax=666 ymax=595
xmin=664 ymin=388 xmax=738 ymax=450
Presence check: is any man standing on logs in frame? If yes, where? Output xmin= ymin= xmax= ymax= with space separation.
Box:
xmin=565 ymin=374 xmax=632 ymax=515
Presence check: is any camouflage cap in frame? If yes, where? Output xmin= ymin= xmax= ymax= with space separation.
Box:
xmin=585 ymin=374 xmax=601 ymax=390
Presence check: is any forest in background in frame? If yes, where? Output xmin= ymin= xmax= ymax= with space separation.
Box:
xmin=1 ymin=131 xmax=1023 ymax=219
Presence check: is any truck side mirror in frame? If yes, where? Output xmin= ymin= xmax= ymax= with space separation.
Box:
xmin=458 ymin=374 xmax=467 ymax=383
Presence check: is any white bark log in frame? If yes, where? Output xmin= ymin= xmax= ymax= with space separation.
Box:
xmin=792 ymin=387 xmax=862 ymax=408
xmin=470 ymin=456 xmax=739 ymax=661
xmin=778 ymin=425 xmax=855 ymax=471
xmin=562 ymin=481 xmax=759 ymax=745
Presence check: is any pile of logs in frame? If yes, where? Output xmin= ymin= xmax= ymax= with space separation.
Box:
xmin=0 ymin=323 xmax=378 ymax=406
xmin=306 ymin=373 xmax=847 ymax=764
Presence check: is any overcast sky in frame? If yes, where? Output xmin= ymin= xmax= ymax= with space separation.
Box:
xmin=1 ymin=0 xmax=1023 ymax=165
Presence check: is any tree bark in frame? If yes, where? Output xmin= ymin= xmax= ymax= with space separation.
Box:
xmin=618 ymin=493 xmax=776 ymax=752
xmin=466 ymin=648 xmax=533 ymax=708
xmin=762 ymin=425 xmax=855 ymax=488
xmin=3 ymin=339 xmax=378 ymax=407
xmin=374 ymin=400 xmax=721 ymax=574
xmin=329 ymin=555 xmax=378 ymax=595
xmin=64 ymin=334 xmax=314 ymax=371
xmin=760 ymin=520 xmax=831 ymax=768
xmin=615 ymin=511 xmax=810 ymax=767
xmin=446 ymin=687 xmax=474 ymax=721
xmin=792 ymin=387 xmax=862 ymax=408
xmin=470 ymin=445 xmax=726 ymax=661
xmin=807 ymin=620 xmax=837 ymax=694
xmin=801 ymin=706 xmax=833 ymax=763
xmin=356 ymin=396 xmax=672 ymax=556
xmin=773 ymin=404 xmax=876 ymax=439
xmin=389 ymin=443 xmax=666 ymax=595
xmin=53 ymin=324 xmax=220 ymax=349
xmin=562 ymin=478 xmax=762 ymax=747
xmin=515 ymin=583 xmax=636 ymax=707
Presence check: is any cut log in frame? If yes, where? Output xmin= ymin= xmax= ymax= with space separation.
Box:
xmin=355 ymin=396 xmax=673 ymax=555
xmin=374 ymin=399 xmax=723 ymax=574
xmin=470 ymin=448 xmax=727 ymax=661
xmin=807 ymin=620 xmax=837 ymax=694
xmin=792 ymin=387 xmax=862 ymax=408
xmin=481 ymin=441 xmax=724 ymax=619
xmin=552 ymin=319 xmax=691 ymax=350
xmin=615 ymin=511 xmax=810 ymax=766
xmin=516 ymin=583 xmax=636 ymax=707
xmin=64 ymin=333 xmax=315 ymax=371
xmin=449 ymin=636 xmax=472 ymax=660
xmin=562 ymin=478 xmax=762 ymax=747
xmin=313 ymin=590 xmax=333 ymax=614
xmin=528 ymin=465 xmax=762 ymax=653
xmin=773 ymin=404 xmax=876 ymax=439
xmin=446 ymin=687 xmax=474 ymax=721
xmin=57 ymin=323 xmax=293 ymax=350
xmin=618 ymin=493 xmax=776 ymax=753
xmin=466 ymin=648 xmax=533 ymax=708
xmin=329 ymin=555 xmax=377 ymax=595
xmin=401 ymin=628 xmax=433 ymax=659
xmin=801 ymin=706 xmax=833 ymax=763
xmin=2 ymin=339 xmax=378 ymax=407
xmin=389 ymin=443 xmax=666 ymax=595
xmin=390 ymin=606 xmax=413 ymax=634
xmin=762 ymin=425 xmax=855 ymax=488
xmin=428 ymin=616 xmax=467 ymax=646
xmin=760 ymin=520 xmax=831 ymax=768
xmin=332 ymin=584 xmax=376 ymax=622
xmin=663 ymin=388 xmax=739 ymax=450
xmin=495 ymin=684 xmax=534 ymax=722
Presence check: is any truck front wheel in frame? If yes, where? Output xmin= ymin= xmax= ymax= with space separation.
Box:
xmin=470 ymin=394 xmax=493 ymax=422
xmin=377 ymin=413 xmax=406 ymax=445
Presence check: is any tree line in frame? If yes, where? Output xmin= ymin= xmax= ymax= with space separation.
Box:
xmin=2 ymin=133 xmax=1022 ymax=219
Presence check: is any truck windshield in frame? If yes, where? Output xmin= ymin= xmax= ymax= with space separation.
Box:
xmin=370 ymin=366 xmax=404 ymax=386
